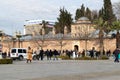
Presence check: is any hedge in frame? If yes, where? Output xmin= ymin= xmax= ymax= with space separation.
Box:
xmin=0 ymin=58 xmax=13 ymax=64
xmin=60 ymin=56 xmax=109 ymax=60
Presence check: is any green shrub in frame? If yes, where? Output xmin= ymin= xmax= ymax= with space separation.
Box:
xmin=0 ymin=58 xmax=13 ymax=64
xmin=59 ymin=56 xmax=71 ymax=60
xmin=99 ymin=56 xmax=109 ymax=60
xmin=76 ymin=57 xmax=97 ymax=60
xmin=60 ymin=55 xmax=109 ymax=60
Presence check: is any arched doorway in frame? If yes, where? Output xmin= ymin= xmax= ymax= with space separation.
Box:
xmin=74 ymin=45 xmax=79 ymax=51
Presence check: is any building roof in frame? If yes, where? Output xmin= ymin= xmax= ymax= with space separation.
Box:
xmin=78 ymin=17 xmax=89 ymax=21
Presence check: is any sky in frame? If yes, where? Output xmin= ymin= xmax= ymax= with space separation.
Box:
xmin=0 ymin=0 xmax=119 ymax=35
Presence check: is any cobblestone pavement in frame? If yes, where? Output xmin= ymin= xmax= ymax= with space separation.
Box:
xmin=0 ymin=59 xmax=120 ymax=80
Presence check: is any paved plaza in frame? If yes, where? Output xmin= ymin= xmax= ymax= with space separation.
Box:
xmin=0 ymin=59 xmax=120 ymax=80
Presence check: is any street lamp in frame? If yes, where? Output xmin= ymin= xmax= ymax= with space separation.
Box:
xmin=16 ymin=31 xmax=22 ymax=48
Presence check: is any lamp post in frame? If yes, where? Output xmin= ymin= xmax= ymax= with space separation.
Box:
xmin=16 ymin=31 xmax=22 ymax=48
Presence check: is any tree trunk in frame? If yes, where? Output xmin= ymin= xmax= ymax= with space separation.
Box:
xmin=99 ymin=29 xmax=104 ymax=56
xmin=116 ymin=30 xmax=120 ymax=48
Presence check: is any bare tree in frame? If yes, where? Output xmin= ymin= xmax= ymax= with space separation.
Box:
xmin=113 ymin=2 xmax=120 ymax=19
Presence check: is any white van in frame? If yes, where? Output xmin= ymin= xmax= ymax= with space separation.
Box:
xmin=10 ymin=48 xmax=36 ymax=60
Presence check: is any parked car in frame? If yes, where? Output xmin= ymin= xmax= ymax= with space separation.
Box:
xmin=10 ymin=48 xmax=36 ymax=60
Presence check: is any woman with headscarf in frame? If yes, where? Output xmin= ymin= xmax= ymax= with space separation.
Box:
xmin=27 ymin=46 xmax=33 ymax=63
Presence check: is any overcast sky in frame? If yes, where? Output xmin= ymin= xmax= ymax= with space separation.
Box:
xmin=0 ymin=0 xmax=119 ymax=35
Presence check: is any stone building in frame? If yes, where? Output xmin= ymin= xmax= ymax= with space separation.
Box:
xmin=71 ymin=17 xmax=96 ymax=51
xmin=24 ymin=24 xmax=43 ymax=35
xmin=71 ymin=17 xmax=95 ymax=38
xmin=1 ymin=17 xmax=116 ymax=54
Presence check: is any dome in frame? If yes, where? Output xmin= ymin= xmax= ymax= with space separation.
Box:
xmin=78 ymin=17 xmax=89 ymax=21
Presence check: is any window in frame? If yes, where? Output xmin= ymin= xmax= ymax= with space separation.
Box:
xmin=23 ymin=49 xmax=26 ymax=53
xmin=11 ymin=49 xmax=16 ymax=53
xmin=18 ymin=49 xmax=22 ymax=53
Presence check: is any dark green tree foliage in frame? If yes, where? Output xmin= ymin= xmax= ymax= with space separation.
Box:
xmin=81 ymin=4 xmax=85 ymax=17
xmin=75 ymin=4 xmax=98 ymax=21
xmin=86 ymin=7 xmax=92 ymax=20
xmin=98 ymin=0 xmax=116 ymax=34
xmin=103 ymin=0 xmax=116 ymax=25
xmin=55 ymin=8 xmax=73 ymax=33
xmin=99 ymin=7 xmax=104 ymax=18
xmin=92 ymin=10 xmax=98 ymax=22
xmin=75 ymin=4 xmax=85 ymax=20
xmin=75 ymin=9 xmax=81 ymax=20
xmin=41 ymin=20 xmax=52 ymax=34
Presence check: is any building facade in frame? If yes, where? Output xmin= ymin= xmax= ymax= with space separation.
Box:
xmin=24 ymin=24 xmax=43 ymax=35
xmin=1 ymin=17 xmax=116 ymax=54
xmin=71 ymin=17 xmax=95 ymax=38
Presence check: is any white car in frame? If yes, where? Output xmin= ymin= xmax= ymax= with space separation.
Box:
xmin=10 ymin=48 xmax=36 ymax=60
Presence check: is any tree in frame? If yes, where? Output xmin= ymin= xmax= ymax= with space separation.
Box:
xmin=75 ymin=4 xmax=85 ymax=20
xmin=41 ymin=20 xmax=52 ymax=34
xmin=113 ymin=2 xmax=120 ymax=19
xmin=111 ymin=20 xmax=120 ymax=48
xmin=94 ymin=18 xmax=107 ymax=56
xmin=99 ymin=7 xmax=104 ymax=18
xmin=98 ymin=0 xmax=116 ymax=35
xmin=55 ymin=8 xmax=73 ymax=33
xmin=91 ymin=10 xmax=99 ymax=22
xmin=103 ymin=0 xmax=116 ymax=25
xmin=86 ymin=7 xmax=92 ymax=21
xmin=75 ymin=4 xmax=98 ymax=21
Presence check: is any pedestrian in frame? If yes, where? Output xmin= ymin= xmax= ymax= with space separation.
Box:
xmin=82 ymin=49 xmax=85 ymax=57
xmin=53 ymin=49 xmax=59 ymax=60
xmin=40 ymin=49 xmax=44 ymax=60
xmin=46 ymin=49 xmax=50 ymax=60
xmin=36 ymin=48 xmax=40 ymax=60
xmin=49 ymin=50 xmax=53 ymax=60
xmin=26 ymin=46 xmax=33 ymax=63
xmin=113 ymin=48 xmax=120 ymax=63
xmin=90 ymin=47 xmax=95 ymax=58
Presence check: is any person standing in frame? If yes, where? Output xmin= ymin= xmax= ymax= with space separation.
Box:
xmin=46 ymin=49 xmax=50 ymax=60
xmin=36 ymin=48 xmax=40 ymax=60
xmin=26 ymin=47 xmax=33 ymax=63
xmin=90 ymin=47 xmax=95 ymax=58
xmin=53 ymin=49 xmax=58 ymax=60
xmin=40 ymin=49 xmax=44 ymax=60
xmin=113 ymin=48 xmax=120 ymax=63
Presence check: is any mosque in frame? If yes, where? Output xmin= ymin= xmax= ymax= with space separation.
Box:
xmin=0 ymin=17 xmax=116 ymax=54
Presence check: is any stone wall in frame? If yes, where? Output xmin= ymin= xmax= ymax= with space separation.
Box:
xmin=1 ymin=38 xmax=116 ymax=53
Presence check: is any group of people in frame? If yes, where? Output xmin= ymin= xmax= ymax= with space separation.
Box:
xmin=26 ymin=47 xmax=60 ymax=63
xmin=26 ymin=46 xmax=120 ymax=63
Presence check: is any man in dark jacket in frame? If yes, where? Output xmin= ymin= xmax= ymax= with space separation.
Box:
xmin=53 ymin=49 xmax=59 ymax=60
xmin=90 ymin=47 xmax=95 ymax=58
xmin=40 ymin=49 xmax=44 ymax=60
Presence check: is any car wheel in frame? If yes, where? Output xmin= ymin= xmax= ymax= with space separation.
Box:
xmin=19 ymin=56 xmax=24 ymax=61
